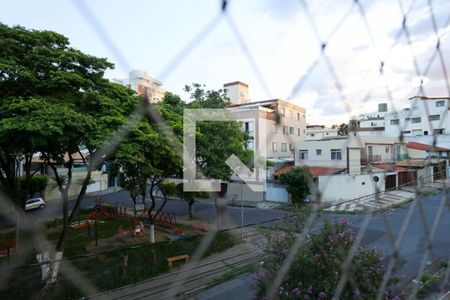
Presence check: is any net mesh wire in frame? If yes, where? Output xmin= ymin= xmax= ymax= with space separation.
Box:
xmin=0 ymin=0 xmax=449 ymax=299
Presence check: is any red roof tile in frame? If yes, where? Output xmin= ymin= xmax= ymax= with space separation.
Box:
xmin=273 ymin=165 xmax=345 ymax=178
xmin=406 ymin=142 xmax=450 ymax=152
xmin=371 ymin=162 xmax=408 ymax=172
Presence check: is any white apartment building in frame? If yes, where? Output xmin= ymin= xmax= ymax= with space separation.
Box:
xmin=384 ymin=96 xmax=450 ymax=137
xmin=349 ymin=102 xmax=388 ymax=137
xmin=225 ymin=82 xmax=307 ymax=162
xmin=305 ymin=125 xmax=338 ymax=140
xmin=351 ymin=97 xmax=450 ymax=140
xmin=112 ymin=69 xmax=166 ymax=102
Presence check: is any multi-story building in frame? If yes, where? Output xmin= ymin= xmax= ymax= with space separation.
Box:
xmin=305 ymin=125 xmax=338 ymax=140
xmin=351 ymin=97 xmax=450 ymax=139
xmin=225 ymin=82 xmax=307 ymax=162
xmin=112 ymin=69 xmax=166 ymax=102
xmin=349 ymin=103 xmax=388 ymax=137
xmin=384 ymin=96 xmax=450 ymax=137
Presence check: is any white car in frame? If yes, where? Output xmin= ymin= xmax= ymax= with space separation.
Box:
xmin=25 ymin=197 xmax=46 ymax=211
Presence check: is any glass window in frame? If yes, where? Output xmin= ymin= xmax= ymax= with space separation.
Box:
xmin=281 ymin=143 xmax=287 ymax=152
xmin=246 ymin=140 xmax=254 ymax=150
xmin=390 ymin=119 xmax=399 ymax=125
xmin=281 ymin=107 xmax=285 ymax=117
xmin=297 ymin=128 xmax=301 ymax=136
xmin=283 ymin=126 xmax=288 ymax=135
xmin=272 ymin=142 xmax=277 ymax=152
xmin=289 ymin=127 xmax=294 ymax=135
xmin=316 ymin=149 xmax=322 ymax=156
xmin=436 ymin=100 xmax=445 ymax=107
xmin=297 ymin=112 xmax=300 ymax=120
xmin=244 ymin=121 xmax=254 ymax=132
xmin=385 ymin=146 xmax=389 ymax=153
xmin=331 ymin=149 xmax=342 ymax=160
xmin=412 ymin=117 xmax=421 ymax=123
xmin=434 ymin=128 xmax=445 ymax=135
xmin=299 ymin=150 xmax=308 ymax=160
xmin=405 ymin=117 xmax=410 ymax=121
xmin=429 ymin=115 xmax=440 ymax=121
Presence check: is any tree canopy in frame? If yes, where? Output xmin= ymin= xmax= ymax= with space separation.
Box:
xmin=279 ymin=166 xmax=312 ymax=205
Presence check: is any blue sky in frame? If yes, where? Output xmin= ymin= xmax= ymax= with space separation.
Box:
xmin=1 ymin=0 xmax=450 ymax=125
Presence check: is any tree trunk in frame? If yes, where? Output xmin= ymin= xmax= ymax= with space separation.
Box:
xmin=188 ymin=202 xmax=193 ymax=219
xmin=149 ymin=223 xmax=155 ymax=243
xmin=36 ymin=251 xmax=63 ymax=284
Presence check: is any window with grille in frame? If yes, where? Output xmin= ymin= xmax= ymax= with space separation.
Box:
xmin=412 ymin=117 xmax=421 ymax=123
xmin=331 ymin=149 xmax=342 ymax=160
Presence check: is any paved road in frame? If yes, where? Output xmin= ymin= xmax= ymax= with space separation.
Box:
xmin=14 ymin=190 xmax=288 ymax=229
xmin=200 ymin=190 xmax=450 ymax=298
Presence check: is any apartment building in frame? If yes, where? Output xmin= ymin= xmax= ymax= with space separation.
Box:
xmin=112 ymin=69 xmax=166 ymax=102
xmin=351 ymin=97 xmax=450 ymax=139
xmin=305 ymin=125 xmax=338 ymax=140
xmin=225 ymin=82 xmax=307 ymax=162
xmin=384 ymin=96 xmax=450 ymax=137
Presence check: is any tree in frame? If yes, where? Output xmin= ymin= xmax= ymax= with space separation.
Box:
xmin=176 ymin=182 xmax=196 ymax=219
xmin=279 ymin=166 xmax=312 ymax=205
xmin=254 ymin=220 xmax=399 ymax=299
xmin=338 ymin=123 xmax=349 ymax=136
xmin=184 ymin=84 xmax=252 ymax=227
xmin=0 ymin=23 xmax=138 ymax=284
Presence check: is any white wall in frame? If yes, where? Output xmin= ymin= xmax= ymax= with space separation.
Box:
xmin=295 ymin=138 xmax=348 ymax=168
xmin=319 ymin=173 xmax=386 ymax=203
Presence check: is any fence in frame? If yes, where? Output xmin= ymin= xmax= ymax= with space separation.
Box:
xmin=1 ymin=0 xmax=450 ymax=299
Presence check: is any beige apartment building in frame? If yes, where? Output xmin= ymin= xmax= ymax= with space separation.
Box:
xmin=225 ymin=82 xmax=307 ymax=162
xmin=112 ymin=69 xmax=166 ymax=102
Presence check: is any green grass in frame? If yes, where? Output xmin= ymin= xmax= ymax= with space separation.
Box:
xmin=0 ymin=214 xmax=237 ymax=300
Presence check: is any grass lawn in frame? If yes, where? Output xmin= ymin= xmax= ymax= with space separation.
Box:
xmin=0 ymin=208 xmax=238 ymax=300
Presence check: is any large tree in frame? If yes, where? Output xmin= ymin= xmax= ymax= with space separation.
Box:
xmin=279 ymin=166 xmax=312 ymax=206
xmin=0 ymin=23 xmax=138 ymax=283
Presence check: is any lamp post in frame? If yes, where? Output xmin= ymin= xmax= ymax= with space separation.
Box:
xmin=240 ymin=179 xmax=244 ymax=239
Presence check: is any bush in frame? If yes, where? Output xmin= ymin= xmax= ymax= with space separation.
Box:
xmin=279 ymin=166 xmax=312 ymax=205
xmin=254 ymin=219 xmax=399 ymax=299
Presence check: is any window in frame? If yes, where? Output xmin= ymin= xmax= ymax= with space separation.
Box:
xmin=429 ymin=114 xmax=440 ymax=121
xmin=402 ymin=131 xmax=411 ymax=134
xmin=390 ymin=119 xmax=399 ymax=125
xmin=289 ymin=127 xmax=294 ymax=135
xmin=405 ymin=118 xmax=410 ymax=121
xmin=311 ymin=133 xmax=315 ymax=137
xmin=297 ymin=128 xmax=301 ymax=136
xmin=331 ymin=149 xmax=342 ymax=160
xmin=246 ymin=140 xmax=254 ymax=150
xmin=272 ymin=124 xmax=277 ymax=134
xmin=424 ymin=130 xmax=428 ymax=135
xmin=434 ymin=128 xmax=445 ymax=135
xmin=436 ymin=100 xmax=445 ymax=107
xmin=297 ymin=112 xmax=300 ymax=120
xmin=283 ymin=126 xmax=288 ymax=135
xmin=299 ymin=150 xmax=308 ymax=160
xmin=412 ymin=129 xmax=422 ymax=136
xmin=244 ymin=121 xmax=254 ymax=133
xmin=385 ymin=146 xmax=390 ymax=153
xmin=289 ymin=143 xmax=294 ymax=151
xmin=289 ymin=110 xmax=293 ymax=119
xmin=316 ymin=149 xmax=322 ymax=156
xmin=281 ymin=143 xmax=287 ymax=152
xmin=281 ymin=107 xmax=285 ymax=117
xmin=272 ymin=142 xmax=277 ymax=152
xmin=412 ymin=117 xmax=421 ymax=123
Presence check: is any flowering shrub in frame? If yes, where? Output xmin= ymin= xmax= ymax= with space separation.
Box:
xmin=254 ymin=219 xmax=399 ymax=299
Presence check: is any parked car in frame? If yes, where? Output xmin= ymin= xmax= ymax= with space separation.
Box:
xmin=25 ymin=197 xmax=46 ymax=211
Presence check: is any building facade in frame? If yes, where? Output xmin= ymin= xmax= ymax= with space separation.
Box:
xmin=228 ymin=98 xmax=307 ymax=162
xmin=305 ymin=125 xmax=338 ymax=140
xmin=112 ymin=69 xmax=166 ymax=102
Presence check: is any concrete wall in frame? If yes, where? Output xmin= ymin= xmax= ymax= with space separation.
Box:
xmin=319 ymin=173 xmax=386 ymax=203
xmin=44 ymin=171 xmax=108 ymax=201
xmin=227 ymin=181 xmax=264 ymax=204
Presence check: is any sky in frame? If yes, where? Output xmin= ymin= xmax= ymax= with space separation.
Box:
xmin=1 ymin=0 xmax=450 ymax=126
